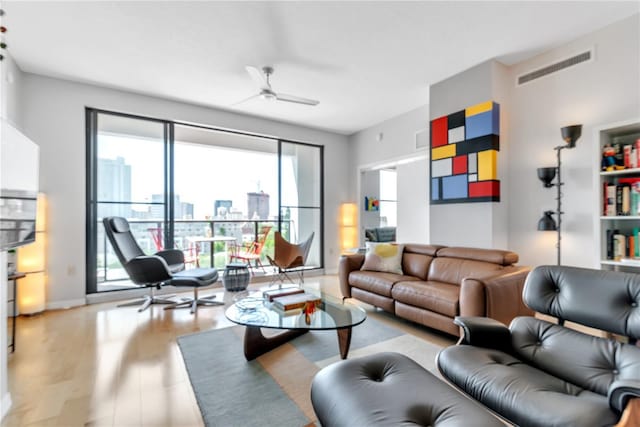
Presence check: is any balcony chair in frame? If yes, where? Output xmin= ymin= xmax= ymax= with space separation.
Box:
xmin=266 ymin=231 xmax=314 ymax=286
xmin=103 ymin=216 xmax=221 ymax=313
xmin=229 ymin=224 xmax=272 ymax=275
xmin=147 ymin=225 xmax=199 ymax=268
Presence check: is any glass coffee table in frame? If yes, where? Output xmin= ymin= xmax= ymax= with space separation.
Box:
xmin=225 ymin=291 xmax=367 ymax=361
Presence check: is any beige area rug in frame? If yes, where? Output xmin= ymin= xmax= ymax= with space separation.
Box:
xmin=178 ymin=316 xmax=444 ymax=427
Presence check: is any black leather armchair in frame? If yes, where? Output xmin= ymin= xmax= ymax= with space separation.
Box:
xmin=437 ymin=265 xmax=640 ymax=427
xmin=103 ymin=216 xmax=221 ymax=313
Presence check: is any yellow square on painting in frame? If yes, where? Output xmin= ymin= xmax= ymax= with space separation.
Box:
xmin=432 ymin=144 xmax=456 ymax=160
xmin=465 ymin=101 xmax=493 ymax=117
xmin=478 ymin=150 xmax=497 ymax=180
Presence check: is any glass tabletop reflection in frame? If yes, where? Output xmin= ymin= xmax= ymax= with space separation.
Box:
xmin=225 ymin=290 xmax=367 ymax=331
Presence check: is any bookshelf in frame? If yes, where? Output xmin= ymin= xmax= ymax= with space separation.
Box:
xmin=596 ymin=118 xmax=640 ymax=272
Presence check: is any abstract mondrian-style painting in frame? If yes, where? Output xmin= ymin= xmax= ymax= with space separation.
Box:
xmin=430 ymin=101 xmax=500 ymax=204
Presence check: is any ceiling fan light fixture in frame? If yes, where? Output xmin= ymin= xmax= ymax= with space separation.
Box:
xmin=259 ymin=90 xmax=276 ymax=101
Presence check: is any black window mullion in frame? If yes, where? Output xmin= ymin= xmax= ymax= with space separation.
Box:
xmin=85 ymin=108 xmax=99 ymax=294
xmin=277 ymin=139 xmax=283 ymax=234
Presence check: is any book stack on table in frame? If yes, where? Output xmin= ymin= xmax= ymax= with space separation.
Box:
xmin=263 ymin=287 xmax=305 ymax=302
xmin=267 ymin=291 xmax=323 ymax=314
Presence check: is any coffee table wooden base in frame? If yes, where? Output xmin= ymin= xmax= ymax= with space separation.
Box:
xmin=337 ymin=328 xmax=352 ymax=360
xmin=244 ymin=326 xmax=308 ymax=361
xmin=243 ymin=326 xmax=354 ymax=361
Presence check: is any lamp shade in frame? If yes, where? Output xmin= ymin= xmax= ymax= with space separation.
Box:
xmin=538 ymin=211 xmax=557 ymax=231
xmin=561 ymin=125 xmax=582 ymax=148
xmin=537 ymin=167 xmax=557 ymax=188
xmin=339 ymin=203 xmax=358 ymax=251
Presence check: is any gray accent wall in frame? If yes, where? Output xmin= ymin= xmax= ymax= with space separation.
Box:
xmin=428 ymin=60 xmax=509 ymax=249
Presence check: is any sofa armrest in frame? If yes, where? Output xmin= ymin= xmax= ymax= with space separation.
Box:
xmin=338 ymin=254 xmax=365 ymax=298
xmin=460 ymin=266 xmax=533 ymax=325
xmin=609 ymin=380 xmax=640 ymax=413
xmin=454 ymin=316 xmax=512 ymax=353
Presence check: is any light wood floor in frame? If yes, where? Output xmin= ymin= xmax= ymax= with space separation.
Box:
xmin=2 ymin=275 xmax=454 ymax=427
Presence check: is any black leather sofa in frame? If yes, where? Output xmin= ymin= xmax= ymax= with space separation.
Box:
xmin=438 ymin=265 xmax=640 ymax=426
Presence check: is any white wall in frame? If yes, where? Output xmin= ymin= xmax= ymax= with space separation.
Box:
xmin=397 ymin=158 xmax=429 ymax=243
xmin=507 ymin=14 xmax=640 ymax=268
xmin=349 ymin=105 xmax=430 ymax=244
xmin=19 ymin=73 xmax=349 ymax=306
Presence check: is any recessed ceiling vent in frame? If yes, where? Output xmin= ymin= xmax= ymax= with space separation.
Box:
xmin=516 ymin=49 xmax=593 ymax=86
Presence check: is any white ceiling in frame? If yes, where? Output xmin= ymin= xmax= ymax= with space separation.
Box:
xmin=3 ymin=1 xmax=639 ymax=135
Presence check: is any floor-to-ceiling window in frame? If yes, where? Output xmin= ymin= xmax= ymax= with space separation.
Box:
xmin=280 ymin=141 xmax=323 ymax=268
xmin=86 ymin=109 xmax=323 ymax=293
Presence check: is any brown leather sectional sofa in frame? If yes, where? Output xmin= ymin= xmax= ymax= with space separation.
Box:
xmin=339 ymin=244 xmax=533 ymax=336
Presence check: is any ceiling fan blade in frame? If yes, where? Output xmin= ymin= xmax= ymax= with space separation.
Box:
xmin=245 ymin=66 xmax=270 ymax=90
xmin=230 ymin=93 xmax=260 ymax=107
xmin=275 ymin=93 xmax=320 ymax=106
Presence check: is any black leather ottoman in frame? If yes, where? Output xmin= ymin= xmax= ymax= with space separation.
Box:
xmin=311 ymin=352 xmax=504 ymax=427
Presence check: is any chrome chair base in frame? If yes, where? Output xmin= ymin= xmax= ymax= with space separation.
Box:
xmin=164 ymin=288 xmax=223 ymax=314
xmin=117 ymin=288 xmax=176 ymax=312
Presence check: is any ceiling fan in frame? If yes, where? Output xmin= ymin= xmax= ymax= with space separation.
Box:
xmin=236 ymin=66 xmax=320 ymax=107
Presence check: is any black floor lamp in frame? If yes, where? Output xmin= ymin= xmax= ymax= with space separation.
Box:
xmin=537 ymin=124 xmax=582 ymax=265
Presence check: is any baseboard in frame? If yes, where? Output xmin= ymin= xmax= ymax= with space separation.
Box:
xmin=1 ymin=392 xmax=12 ymax=421
xmin=45 ymin=298 xmax=86 ymax=311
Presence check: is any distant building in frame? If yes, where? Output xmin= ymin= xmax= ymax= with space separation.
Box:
xmin=247 ymin=191 xmax=269 ymax=219
xmin=181 ymin=202 xmax=194 ymax=219
xmin=97 ymin=157 xmax=131 ymax=218
xmin=150 ymin=194 xmax=193 ymax=219
xmin=214 ymin=200 xmax=233 ymax=218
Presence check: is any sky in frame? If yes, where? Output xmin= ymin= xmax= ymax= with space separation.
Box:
xmin=97 ymin=134 xmax=298 ymax=219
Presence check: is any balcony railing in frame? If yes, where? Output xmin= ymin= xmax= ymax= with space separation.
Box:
xmin=97 ymin=218 xmax=295 ymax=285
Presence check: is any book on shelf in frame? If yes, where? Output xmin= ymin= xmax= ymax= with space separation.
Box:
xmin=605 ymin=184 xmax=616 ymax=216
xmin=262 ymin=287 xmax=305 ymax=302
xmin=606 ymin=228 xmax=640 ymax=260
xmin=271 ymin=292 xmax=322 ymax=311
xmin=603 ymin=180 xmax=640 ymax=216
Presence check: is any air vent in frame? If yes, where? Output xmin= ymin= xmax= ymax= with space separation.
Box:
xmin=516 ymin=49 xmax=594 ymax=86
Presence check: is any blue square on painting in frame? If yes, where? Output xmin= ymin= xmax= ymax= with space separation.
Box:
xmin=431 ymin=178 xmax=440 ymax=200
xmin=442 ymin=175 xmax=467 ymax=199
xmin=466 ymin=109 xmax=499 ymax=139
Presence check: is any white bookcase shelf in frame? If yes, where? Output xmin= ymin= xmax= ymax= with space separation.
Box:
xmin=595 ymin=119 xmax=640 ymax=272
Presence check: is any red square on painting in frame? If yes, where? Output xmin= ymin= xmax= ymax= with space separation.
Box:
xmin=469 ymin=181 xmax=500 ymax=197
xmin=453 ymin=155 xmax=467 ymax=174
xmin=431 ymin=116 xmax=448 ymax=147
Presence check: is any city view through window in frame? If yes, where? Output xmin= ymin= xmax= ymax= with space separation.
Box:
xmin=95 ymin=132 xmax=306 ymax=290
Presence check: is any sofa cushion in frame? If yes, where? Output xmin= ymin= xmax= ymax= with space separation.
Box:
xmin=437 ymin=345 xmax=619 ymax=427
xmin=361 ymin=242 xmax=404 ymax=274
xmin=436 ymin=247 xmax=518 ymax=266
xmin=392 ymin=280 xmax=459 ymax=317
xmin=428 ymin=257 xmax=505 ymax=285
xmin=349 ymin=270 xmax=418 ymax=297
xmin=510 ymin=317 xmax=640 ymax=396
xmin=401 ymin=253 xmax=433 ymax=280
xmin=524 ymin=265 xmax=640 ymax=338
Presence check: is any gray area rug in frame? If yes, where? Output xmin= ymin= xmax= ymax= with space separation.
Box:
xmin=178 ymin=317 xmax=438 ymax=427
xmin=178 ymin=327 xmax=309 ymax=427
